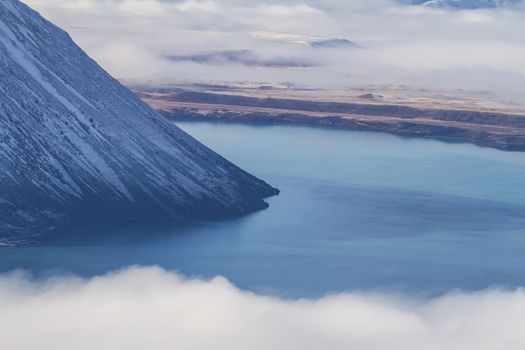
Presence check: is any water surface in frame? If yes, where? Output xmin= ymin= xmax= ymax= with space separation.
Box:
xmin=2 ymin=123 xmax=525 ymax=297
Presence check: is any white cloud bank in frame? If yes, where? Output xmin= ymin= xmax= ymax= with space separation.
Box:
xmin=1 ymin=266 xmax=524 ymax=350
xmin=22 ymin=0 xmax=525 ymax=102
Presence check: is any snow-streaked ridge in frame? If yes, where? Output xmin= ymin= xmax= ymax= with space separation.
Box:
xmin=0 ymin=0 xmax=278 ymax=246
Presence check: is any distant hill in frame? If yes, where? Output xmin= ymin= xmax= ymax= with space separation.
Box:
xmin=310 ymin=39 xmax=360 ymax=49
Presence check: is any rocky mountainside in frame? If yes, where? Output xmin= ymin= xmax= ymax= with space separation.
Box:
xmin=0 ymin=0 xmax=278 ymax=246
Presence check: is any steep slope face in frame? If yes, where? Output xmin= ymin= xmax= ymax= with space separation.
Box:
xmin=0 ymin=0 xmax=278 ymax=246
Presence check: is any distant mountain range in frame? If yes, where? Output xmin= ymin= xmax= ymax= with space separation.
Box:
xmin=401 ymin=0 xmax=521 ymax=9
xmin=165 ymin=42 xmax=359 ymax=69
xmin=166 ymin=50 xmax=316 ymax=68
xmin=0 ymin=0 xmax=278 ymax=246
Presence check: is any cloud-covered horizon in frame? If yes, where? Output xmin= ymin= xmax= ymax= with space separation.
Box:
xmin=1 ymin=266 xmax=524 ymax=350
xmin=23 ymin=0 xmax=525 ymax=102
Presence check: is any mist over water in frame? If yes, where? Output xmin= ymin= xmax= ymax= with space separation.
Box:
xmin=2 ymin=266 xmax=525 ymax=350
xmin=2 ymin=122 xmax=525 ymax=297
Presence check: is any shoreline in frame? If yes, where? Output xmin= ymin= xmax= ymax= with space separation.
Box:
xmin=134 ymin=89 xmax=525 ymax=152
xmin=164 ymin=111 xmax=525 ymax=152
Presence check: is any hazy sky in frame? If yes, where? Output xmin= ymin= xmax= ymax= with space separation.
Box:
xmin=24 ymin=0 xmax=525 ymax=101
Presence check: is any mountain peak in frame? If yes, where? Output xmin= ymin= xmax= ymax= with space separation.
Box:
xmin=400 ymin=0 xmax=521 ymax=9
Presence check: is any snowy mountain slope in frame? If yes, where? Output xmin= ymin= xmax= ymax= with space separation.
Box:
xmin=0 ymin=0 xmax=278 ymax=246
xmin=400 ymin=0 xmax=521 ymax=9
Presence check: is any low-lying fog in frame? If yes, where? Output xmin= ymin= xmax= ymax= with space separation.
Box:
xmin=26 ymin=0 xmax=525 ymax=102
xmin=1 ymin=266 xmax=524 ymax=350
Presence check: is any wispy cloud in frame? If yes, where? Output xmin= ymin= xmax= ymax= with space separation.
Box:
xmin=1 ymin=266 xmax=524 ymax=350
xmin=174 ymin=0 xmax=218 ymax=12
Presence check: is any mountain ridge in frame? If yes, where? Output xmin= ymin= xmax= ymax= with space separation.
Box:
xmin=0 ymin=0 xmax=278 ymax=246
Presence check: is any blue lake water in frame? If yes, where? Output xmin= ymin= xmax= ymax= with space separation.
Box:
xmin=1 ymin=122 xmax=525 ymax=297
